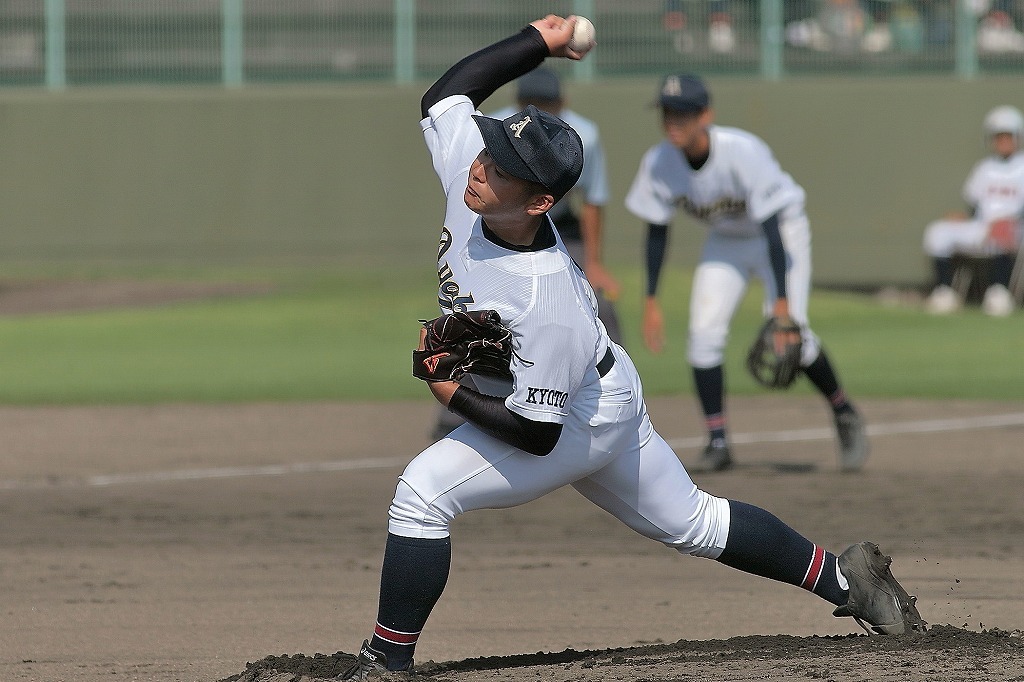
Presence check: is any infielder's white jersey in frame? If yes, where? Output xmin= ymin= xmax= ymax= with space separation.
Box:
xmin=963 ymin=151 xmax=1024 ymax=223
xmin=490 ymin=106 xmax=609 ymax=224
xmin=421 ymin=95 xmax=608 ymax=425
xmin=625 ymin=125 xmax=806 ymax=236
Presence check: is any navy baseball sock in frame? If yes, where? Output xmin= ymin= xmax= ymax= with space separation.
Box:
xmin=801 ymin=351 xmax=854 ymax=415
xmin=717 ymin=501 xmax=848 ymax=606
xmin=934 ymin=257 xmax=955 ymax=288
xmin=693 ymin=365 xmax=727 ymax=443
xmin=369 ymin=533 xmax=451 ymax=670
xmin=991 ymin=253 xmax=1015 ymax=288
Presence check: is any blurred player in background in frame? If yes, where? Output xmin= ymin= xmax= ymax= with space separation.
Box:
xmin=625 ymin=73 xmax=868 ymax=473
xmin=431 ymin=66 xmax=623 ymax=441
xmin=923 ymin=104 xmax=1024 ymax=317
xmin=663 ymin=0 xmax=736 ymax=54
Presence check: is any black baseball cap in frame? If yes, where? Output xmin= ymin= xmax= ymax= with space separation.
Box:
xmin=516 ymin=67 xmax=562 ymax=102
xmin=656 ymin=73 xmax=710 ymax=113
xmin=473 ymin=104 xmax=584 ymax=199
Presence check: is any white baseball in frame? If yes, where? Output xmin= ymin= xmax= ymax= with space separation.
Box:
xmin=568 ymin=16 xmax=596 ymax=55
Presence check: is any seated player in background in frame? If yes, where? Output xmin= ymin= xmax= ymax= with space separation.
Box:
xmin=923 ymin=105 xmax=1024 ymax=317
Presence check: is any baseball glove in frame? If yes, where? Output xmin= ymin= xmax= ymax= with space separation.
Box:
xmin=745 ymin=316 xmax=803 ymax=390
xmin=987 ymin=218 xmax=1020 ymax=252
xmin=412 ymin=310 xmax=516 ymax=383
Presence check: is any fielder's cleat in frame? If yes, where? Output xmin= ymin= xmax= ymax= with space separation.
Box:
xmin=691 ymin=440 xmax=733 ymax=472
xmin=834 ymin=410 xmax=870 ymax=472
xmin=833 ymin=542 xmax=927 ymax=635
xmin=338 ymin=640 xmax=411 ymax=680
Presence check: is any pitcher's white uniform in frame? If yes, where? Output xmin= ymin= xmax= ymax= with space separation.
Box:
xmin=922 ymin=151 xmax=1024 ymax=258
xmin=625 ymin=125 xmax=821 ymax=368
xmin=388 ymin=93 xmax=730 ymax=555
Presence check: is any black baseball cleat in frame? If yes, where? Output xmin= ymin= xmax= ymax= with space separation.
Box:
xmin=690 ymin=440 xmax=733 ymax=472
xmin=833 ymin=542 xmax=927 ymax=635
xmin=834 ymin=409 xmax=870 ymax=472
xmin=339 ymin=640 xmax=412 ymax=680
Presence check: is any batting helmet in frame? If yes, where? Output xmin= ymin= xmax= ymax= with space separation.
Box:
xmin=983 ymin=105 xmax=1024 ymax=139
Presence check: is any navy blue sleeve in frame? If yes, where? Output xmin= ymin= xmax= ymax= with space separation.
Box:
xmin=448 ymin=386 xmax=562 ymax=456
xmin=761 ymin=213 xmax=788 ymax=300
xmin=421 ymin=26 xmax=549 ymax=118
xmin=645 ymin=223 xmax=669 ymax=297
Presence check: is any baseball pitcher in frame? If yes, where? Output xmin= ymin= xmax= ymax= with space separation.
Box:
xmin=338 ymin=18 xmax=923 ymax=681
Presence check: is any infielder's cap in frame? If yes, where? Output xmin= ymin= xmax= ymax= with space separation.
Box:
xmin=656 ymin=73 xmax=710 ymax=113
xmin=473 ymin=104 xmax=584 ymax=199
xmin=516 ymin=67 xmax=561 ymax=102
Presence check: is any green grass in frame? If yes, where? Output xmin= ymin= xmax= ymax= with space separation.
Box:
xmin=0 ymin=265 xmax=1021 ymax=404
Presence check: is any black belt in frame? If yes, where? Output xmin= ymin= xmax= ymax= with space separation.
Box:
xmin=597 ymin=346 xmax=616 ymax=377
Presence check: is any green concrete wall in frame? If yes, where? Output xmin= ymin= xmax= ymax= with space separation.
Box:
xmin=1 ymin=76 xmax=1020 ymax=285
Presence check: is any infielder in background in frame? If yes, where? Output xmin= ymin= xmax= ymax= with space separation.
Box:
xmin=431 ymin=66 xmax=624 ymax=440
xmin=923 ymin=104 xmax=1024 ymax=317
xmin=340 ymin=17 xmax=922 ymax=680
xmin=625 ymin=74 xmax=868 ymax=473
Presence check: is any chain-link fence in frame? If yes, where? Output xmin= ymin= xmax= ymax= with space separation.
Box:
xmin=1 ymin=0 xmax=1022 ymax=87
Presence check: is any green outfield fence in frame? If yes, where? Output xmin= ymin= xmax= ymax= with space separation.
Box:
xmin=1 ymin=0 xmax=1023 ymax=88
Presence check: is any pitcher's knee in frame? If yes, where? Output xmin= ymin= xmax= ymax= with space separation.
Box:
xmin=664 ymin=490 xmax=730 ymax=559
xmin=387 ymin=478 xmax=453 ymax=540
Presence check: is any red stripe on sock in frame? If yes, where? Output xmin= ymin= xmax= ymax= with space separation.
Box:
xmin=801 ymin=545 xmax=825 ymax=591
xmin=374 ymin=623 xmax=419 ymax=645
xmin=705 ymin=414 xmax=726 ymax=430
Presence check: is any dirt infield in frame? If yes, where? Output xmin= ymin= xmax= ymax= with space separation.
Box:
xmin=2 ymin=395 xmax=1023 ymax=682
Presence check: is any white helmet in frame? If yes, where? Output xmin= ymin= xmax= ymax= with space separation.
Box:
xmin=983 ymin=105 xmax=1024 ymax=138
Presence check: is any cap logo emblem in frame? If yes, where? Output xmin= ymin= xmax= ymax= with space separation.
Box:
xmin=662 ymin=76 xmax=682 ymax=97
xmin=509 ymin=116 xmax=532 ymax=139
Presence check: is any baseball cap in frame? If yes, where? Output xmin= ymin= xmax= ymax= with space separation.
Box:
xmin=656 ymin=73 xmax=710 ymax=113
xmin=473 ymin=104 xmax=584 ymax=199
xmin=516 ymin=67 xmax=562 ymax=102
xmin=983 ymin=105 xmax=1023 ymax=136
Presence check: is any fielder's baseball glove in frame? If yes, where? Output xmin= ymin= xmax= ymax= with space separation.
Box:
xmin=412 ymin=310 xmax=516 ymax=383
xmin=987 ymin=218 xmax=1020 ymax=252
xmin=745 ymin=316 xmax=803 ymax=390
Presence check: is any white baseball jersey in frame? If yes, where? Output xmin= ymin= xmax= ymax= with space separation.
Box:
xmin=422 ymin=95 xmax=607 ymax=424
xmin=490 ymin=106 xmax=609 ymax=224
xmin=923 ymin=151 xmax=1024 ymax=258
xmin=964 ymin=151 xmax=1024 ymax=223
xmin=625 ymin=125 xmax=805 ymax=236
xmin=625 ymin=124 xmax=820 ymax=368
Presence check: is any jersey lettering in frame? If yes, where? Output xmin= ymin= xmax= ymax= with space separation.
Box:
xmin=437 ymin=227 xmax=474 ymax=313
xmin=675 ymin=194 xmax=747 ymax=221
xmin=438 ymin=226 xmax=453 ymax=260
xmin=526 ymin=387 xmax=569 ymax=408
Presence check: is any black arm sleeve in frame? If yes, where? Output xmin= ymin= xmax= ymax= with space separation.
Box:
xmin=760 ymin=212 xmax=788 ymax=300
xmin=645 ymin=223 xmax=669 ymax=297
xmin=421 ymin=26 xmax=549 ymax=118
xmin=448 ymin=386 xmax=563 ymax=456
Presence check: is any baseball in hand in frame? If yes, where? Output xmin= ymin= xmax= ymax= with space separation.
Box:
xmin=568 ymin=16 xmax=596 ymax=55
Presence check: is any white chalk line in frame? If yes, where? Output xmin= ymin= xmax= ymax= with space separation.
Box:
xmin=2 ymin=412 xmax=1022 ymax=491
xmin=0 ymin=457 xmax=409 ymax=491
xmin=664 ymin=411 xmax=1024 ymax=450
